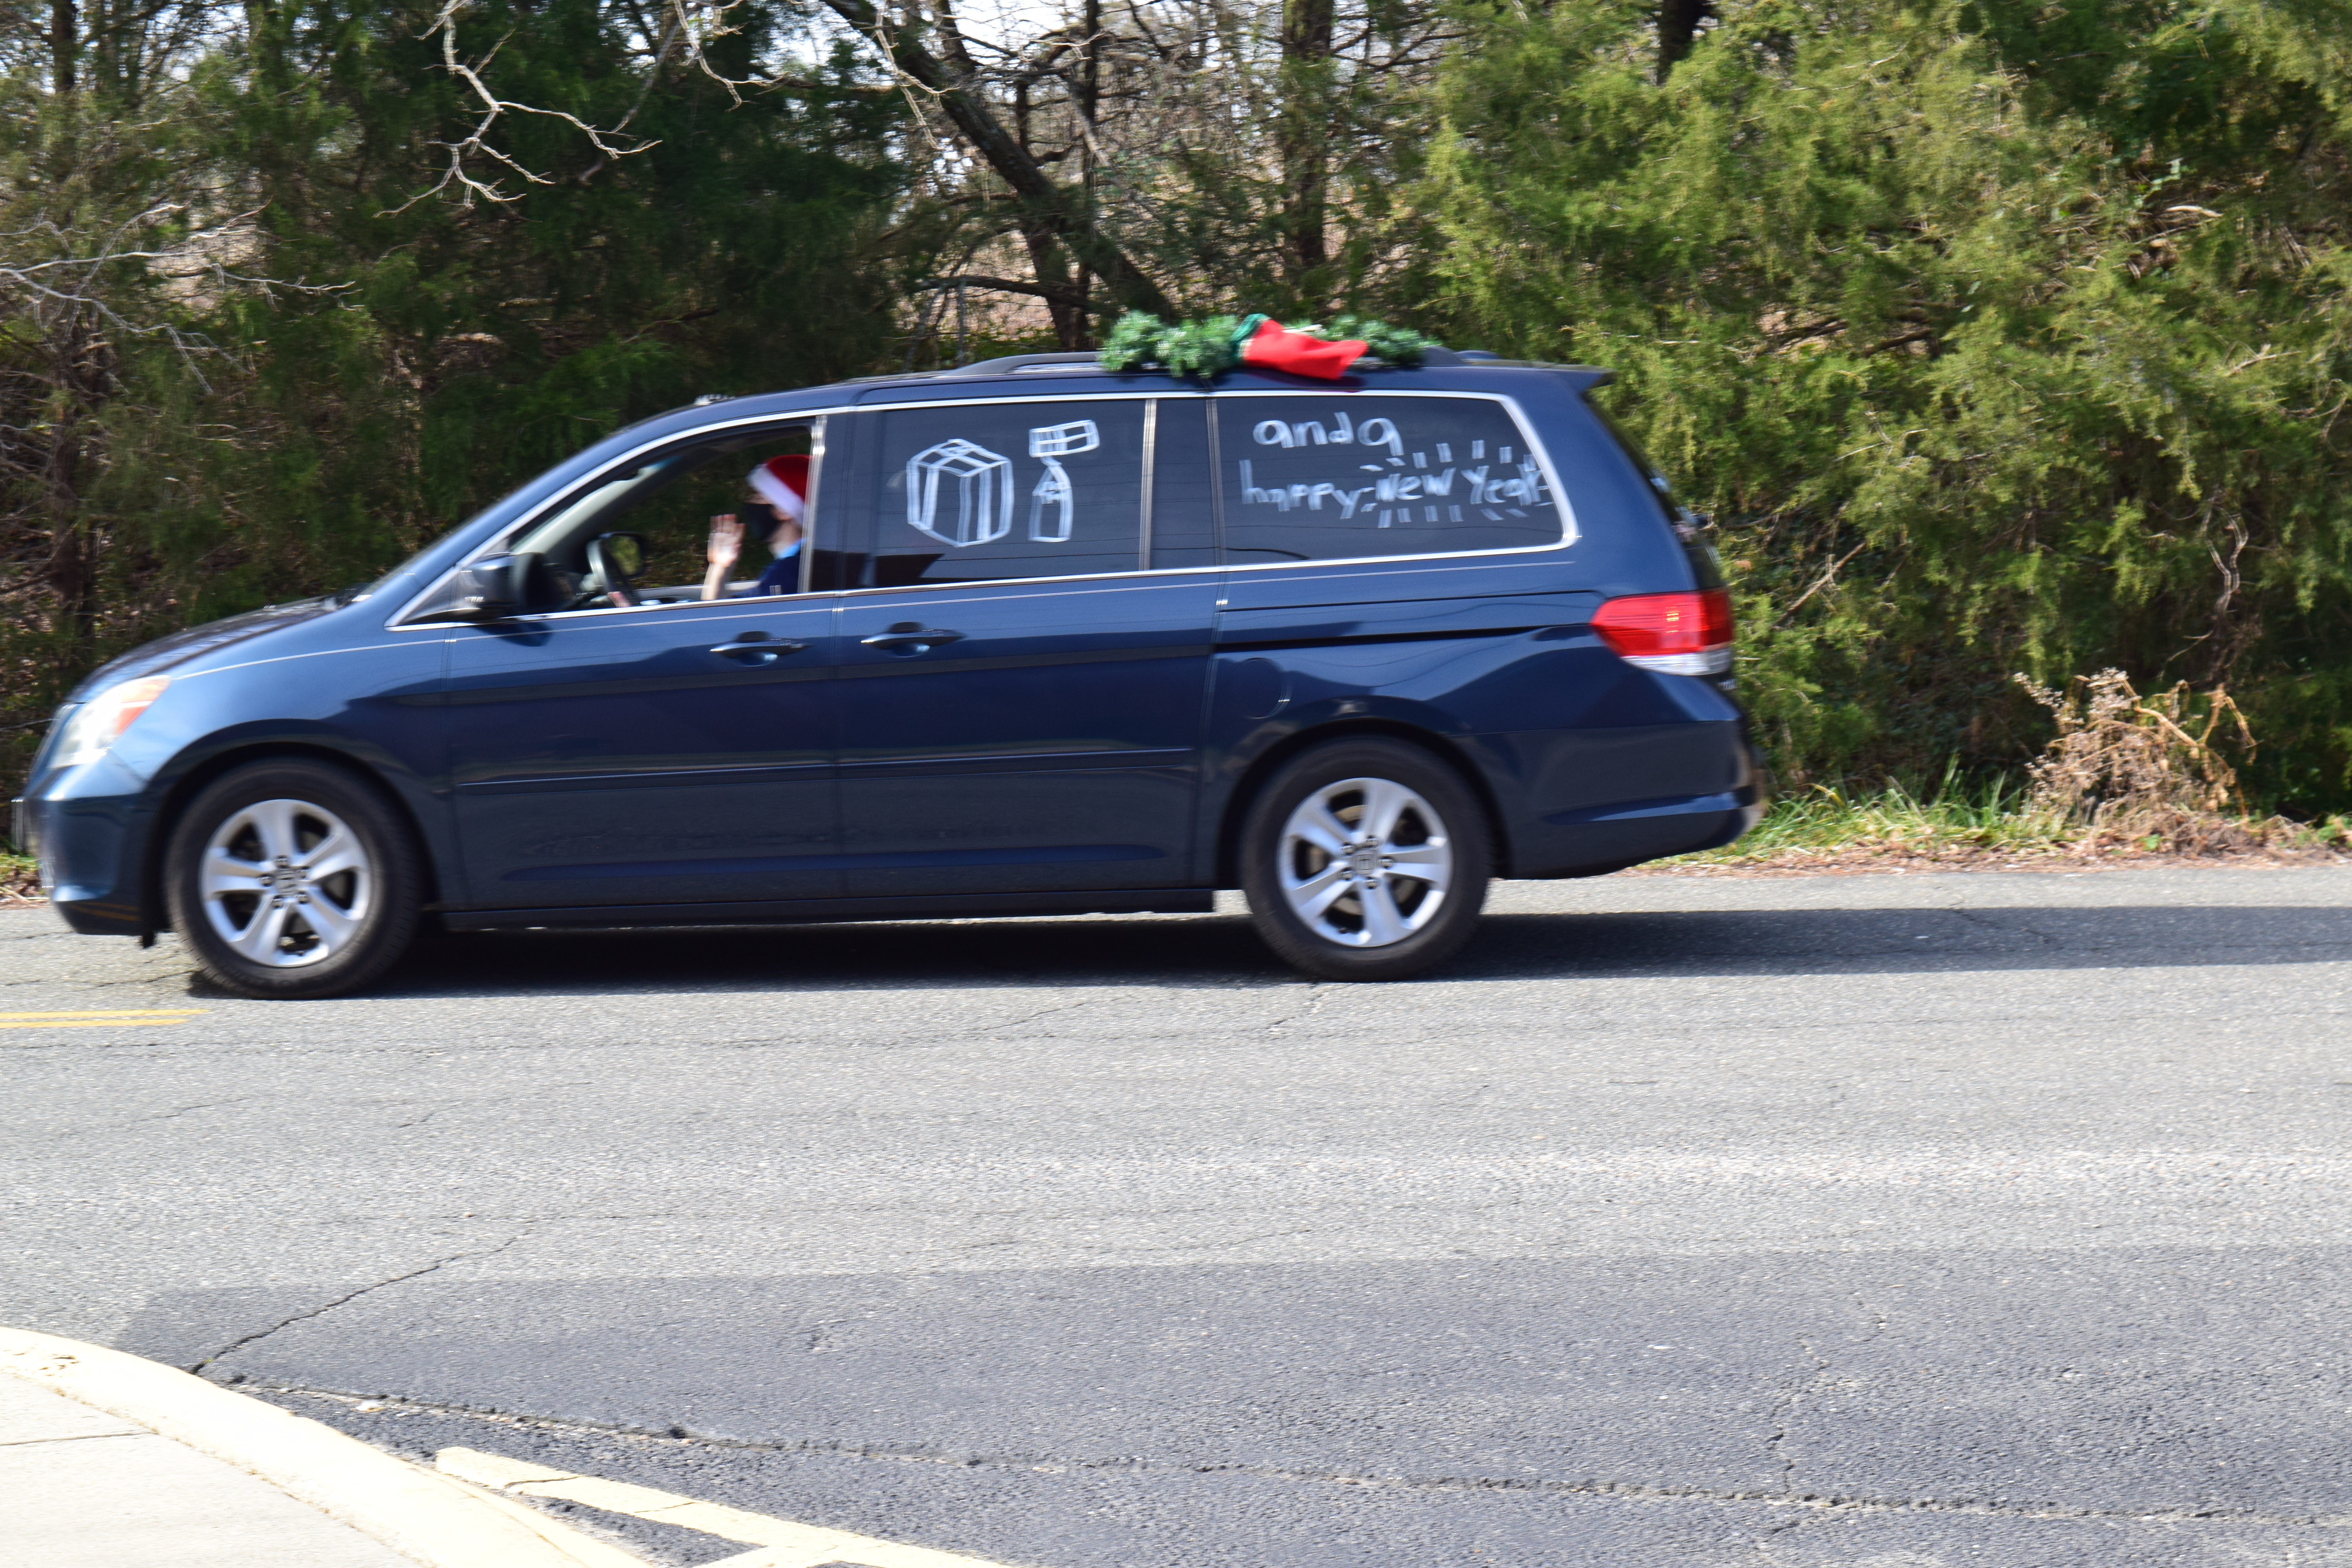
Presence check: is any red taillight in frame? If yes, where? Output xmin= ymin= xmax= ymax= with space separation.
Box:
xmin=1591 ymin=590 xmax=1734 ymax=675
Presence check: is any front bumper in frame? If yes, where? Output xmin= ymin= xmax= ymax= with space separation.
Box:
xmin=14 ymin=767 xmax=157 ymax=936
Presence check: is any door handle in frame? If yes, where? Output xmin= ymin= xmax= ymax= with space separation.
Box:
xmin=860 ymin=624 xmax=964 ymax=653
xmin=710 ymin=640 xmax=808 ymax=664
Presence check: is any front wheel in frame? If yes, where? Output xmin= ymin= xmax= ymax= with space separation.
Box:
xmin=1239 ymin=737 xmax=1493 ymax=981
xmin=164 ymin=759 xmax=423 ymax=999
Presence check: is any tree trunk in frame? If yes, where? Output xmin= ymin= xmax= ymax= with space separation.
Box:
xmin=1277 ymin=0 xmax=1334 ymax=302
xmin=50 ymin=0 xmax=77 ymax=94
xmin=1020 ymin=227 xmax=1087 ymax=348
xmin=820 ymin=0 xmax=1174 ymax=322
xmin=44 ymin=412 xmax=93 ymax=642
xmin=1656 ymin=0 xmax=1711 ymax=78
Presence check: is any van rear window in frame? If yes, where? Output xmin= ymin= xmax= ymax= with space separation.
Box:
xmin=1215 ymin=395 xmax=1566 ymax=565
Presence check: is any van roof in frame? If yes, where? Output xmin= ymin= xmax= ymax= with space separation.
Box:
xmin=833 ymin=349 xmax=1614 ymax=392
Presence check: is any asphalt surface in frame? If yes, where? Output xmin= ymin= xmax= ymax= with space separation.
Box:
xmin=6 ymin=867 xmax=2352 ymax=1566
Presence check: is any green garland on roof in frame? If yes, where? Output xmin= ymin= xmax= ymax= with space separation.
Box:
xmin=1323 ymin=315 xmax=1445 ymax=368
xmin=1097 ymin=311 xmax=1442 ymax=379
xmin=1100 ymin=312 xmax=1252 ymax=378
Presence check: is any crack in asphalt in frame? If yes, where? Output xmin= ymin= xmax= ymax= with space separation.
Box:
xmin=265 ymin=1387 xmax=2352 ymax=1528
xmin=975 ymin=999 xmax=1096 ymax=1033
xmin=25 ymin=1096 xmax=256 ymax=1142
xmin=1260 ymin=981 xmax=1328 ymax=1034
xmin=187 ymin=1235 xmax=523 ymax=1375
xmin=0 ymin=1430 xmax=147 ymax=1449
xmin=1949 ymin=906 xmax=2065 ymax=948
xmin=1762 ymin=1293 xmax=1893 ymax=1492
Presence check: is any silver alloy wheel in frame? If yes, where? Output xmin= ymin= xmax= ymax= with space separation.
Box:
xmin=198 ymin=798 xmax=374 ymax=968
xmin=1277 ymin=775 xmax=1455 ymax=948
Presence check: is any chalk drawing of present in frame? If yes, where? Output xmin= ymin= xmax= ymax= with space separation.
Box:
xmin=906 ymin=438 xmax=1014 ymax=546
xmin=1025 ymin=419 xmax=1099 ymax=543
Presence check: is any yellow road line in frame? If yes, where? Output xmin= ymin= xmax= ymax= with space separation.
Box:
xmin=0 ymin=1009 xmax=206 ymax=1029
xmin=0 ymin=1009 xmax=208 ymax=1019
xmin=439 ymin=1447 xmax=1026 ymax=1568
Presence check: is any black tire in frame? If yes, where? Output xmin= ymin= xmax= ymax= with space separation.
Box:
xmin=164 ymin=759 xmax=424 ymax=999
xmin=1239 ymin=737 xmax=1493 ymax=981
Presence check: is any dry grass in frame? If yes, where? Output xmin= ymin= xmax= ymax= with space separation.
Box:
xmin=1 ymin=851 xmax=40 ymax=905
xmin=1650 ymin=670 xmax=2350 ymax=877
xmin=2015 ymin=668 xmax=2280 ymax=852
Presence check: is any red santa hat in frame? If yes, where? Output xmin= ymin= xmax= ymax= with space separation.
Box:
xmin=749 ymin=455 xmax=810 ymax=521
xmin=1236 ymin=317 xmax=1370 ymax=380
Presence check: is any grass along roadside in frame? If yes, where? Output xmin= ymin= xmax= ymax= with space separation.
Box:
xmin=1644 ymin=779 xmax=2352 ymax=877
xmin=1648 ymin=671 xmax=2352 ymax=876
xmin=2 ymin=851 xmax=39 ymax=905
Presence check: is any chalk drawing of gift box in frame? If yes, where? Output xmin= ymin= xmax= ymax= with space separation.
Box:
xmin=906 ymin=438 xmax=1014 ymax=547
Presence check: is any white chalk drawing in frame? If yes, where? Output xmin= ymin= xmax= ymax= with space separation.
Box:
xmin=1026 ymin=419 xmax=1099 ymax=543
xmin=906 ymin=439 xmax=1014 ymax=547
xmin=1250 ymin=412 xmax=1404 ymax=458
xmin=1235 ymin=409 xmax=1550 ymax=531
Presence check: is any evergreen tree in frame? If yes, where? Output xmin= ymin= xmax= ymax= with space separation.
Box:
xmin=1427 ymin=0 xmax=2352 ymax=808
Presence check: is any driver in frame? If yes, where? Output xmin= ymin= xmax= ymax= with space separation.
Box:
xmin=702 ymin=455 xmax=809 ymax=600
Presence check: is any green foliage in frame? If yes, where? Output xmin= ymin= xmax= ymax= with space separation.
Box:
xmin=1323 ymin=314 xmax=1439 ymax=366
xmin=1097 ymin=309 xmax=1441 ymax=376
xmin=1100 ymin=310 xmax=1241 ymax=376
xmin=218 ymin=0 xmax=900 ymax=555
xmin=1426 ymin=0 xmax=2352 ymax=811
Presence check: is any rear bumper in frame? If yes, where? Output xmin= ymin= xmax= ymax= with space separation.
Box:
xmin=1488 ymin=712 xmax=1763 ymax=878
xmin=1510 ymin=786 xmax=1762 ymax=878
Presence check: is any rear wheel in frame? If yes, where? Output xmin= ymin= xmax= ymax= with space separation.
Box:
xmin=1239 ymin=737 xmax=1492 ymax=981
xmin=165 ymin=759 xmax=423 ymax=999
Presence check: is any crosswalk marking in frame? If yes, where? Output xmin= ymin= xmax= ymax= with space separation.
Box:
xmin=437 ymin=1447 xmax=1030 ymax=1568
xmin=0 ymin=1009 xmax=205 ymax=1029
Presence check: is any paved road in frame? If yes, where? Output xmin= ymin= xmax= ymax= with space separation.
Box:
xmin=6 ymin=867 xmax=2352 ymax=1566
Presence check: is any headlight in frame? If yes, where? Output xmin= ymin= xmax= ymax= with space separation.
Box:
xmin=49 ymin=676 xmax=172 ymax=769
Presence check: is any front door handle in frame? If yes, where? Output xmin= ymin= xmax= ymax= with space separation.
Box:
xmin=860 ymin=624 xmax=965 ymax=653
xmin=710 ymin=639 xmax=808 ymax=664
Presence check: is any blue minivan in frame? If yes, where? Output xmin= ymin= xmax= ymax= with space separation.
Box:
xmin=13 ymin=349 xmax=1759 ymax=997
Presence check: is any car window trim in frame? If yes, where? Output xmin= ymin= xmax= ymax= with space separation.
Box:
xmin=1138 ymin=399 xmax=1158 ymax=572
xmin=1207 ymin=389 xmax=1579 ymax=567
xmin=844 ymin=394 xmax=1163 ymax=591
xmin=386 ymin=409 xmax=844 ymax=631
xmin=389 ymin=388 xmax=1577 ymax=628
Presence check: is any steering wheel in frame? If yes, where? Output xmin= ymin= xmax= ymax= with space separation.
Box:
xmin=570 ymin=532 xmax=648 ymax=610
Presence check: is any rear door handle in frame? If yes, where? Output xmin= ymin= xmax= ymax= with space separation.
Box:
xmin=860 ymin=625 xmax=964 ymax=652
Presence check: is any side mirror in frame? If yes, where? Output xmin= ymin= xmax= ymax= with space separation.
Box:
xmin=452 ymin=554 xmax=521 ymax=619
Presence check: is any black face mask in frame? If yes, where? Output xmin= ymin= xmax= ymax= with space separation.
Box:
xmin=741 ymin=500 xmax=780 ymax=530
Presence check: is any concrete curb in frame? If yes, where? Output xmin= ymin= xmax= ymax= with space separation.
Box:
xmin=0 ymin=1328 xmax=646 ymax=1568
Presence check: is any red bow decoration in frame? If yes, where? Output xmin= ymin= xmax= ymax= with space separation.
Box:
xmin=1233 ymin=316 xmax=1370 ymax=380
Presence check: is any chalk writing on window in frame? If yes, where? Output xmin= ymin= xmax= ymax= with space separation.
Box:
xmin=1236 ymin=408 xmax=1546 ymax=529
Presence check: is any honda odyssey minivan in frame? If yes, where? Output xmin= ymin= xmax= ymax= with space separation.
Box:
xmin=14 ymin=347 xmax=1759 ymax=997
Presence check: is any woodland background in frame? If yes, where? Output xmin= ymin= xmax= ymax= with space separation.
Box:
xmin=5 ymin=0 xmax=2352 ymax=810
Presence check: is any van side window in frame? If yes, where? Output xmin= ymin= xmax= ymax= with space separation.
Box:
xmin=854 ymin=399 xmax=1145 ymax=587
xmin=1214 ymin=396 xmax=1565 ymax=566
xmin=497 ymin=423 xmax=819 ymax=612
